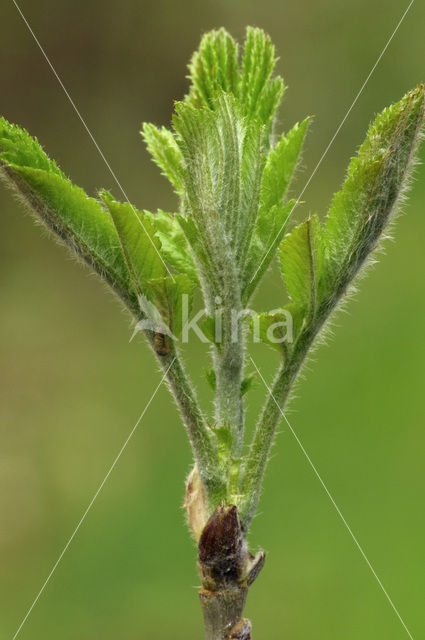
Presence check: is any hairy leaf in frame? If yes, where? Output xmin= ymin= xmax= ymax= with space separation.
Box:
xmin=259 ymin=118 xmax=310 ymax=214
xmin=186 ymin=26 xmax=285 ymax=137
xmin=236 ymin=118 xmax=267 ymax=265
xmin=141 ymin=123 xmax=184 ymax=194
xmin=324 ymin=86 xmax=425 ymax=299
xmin=101 ymin=191 xmax=166 ymax=287
xmin=240 ymin=27 xmax=285 ymax=131
xmin=275 ymin=85 xmax=425 ymax=349
xmin=144 ymin=209 xmax=199 ymax=284
xmin=253 ymin=307 xmax=300 ymax=354
xmin=172 ymin=103 xmax=226 ymax=294
xmin=176 ymin=213 xmax=212 ymax=278
xmin=143 ymin=28 xmax=299 ymax=307
xmin=102 ymin=192 xmax=195 ymax=337
xmin=186 ymin=28 xmax=240 ymax=110
xmin=172 ymin=97 xmax=243 ymax=300
xmin=0 ymin=118 xmax=137 ymax=313
xmin=279 ymin=215 xmax=324 ymax=321
xmin=240 ymin=118 xmax=309 ymax=302
xmin=242 ymin=199 xmax=295 ymax=302
xmin=146 ymin=274 xmax=195 ymax=337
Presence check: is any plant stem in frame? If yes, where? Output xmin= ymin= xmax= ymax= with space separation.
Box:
xmin=197 ymin=504 xmax=264 ymax=640
xmin=144 ymin=332 xmax=226 ymax=504
xmin=199 ymin=587 xmax=251 ymax=640
xmin=213 ymin=293 xmax=245 ymax=457
xmin=239 ymin=328 xmax=316 ymax=528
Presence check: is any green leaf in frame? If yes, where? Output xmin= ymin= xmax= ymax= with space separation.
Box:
xmin=101 ymin=191 xmax=166 ymax=291
xmin=144 ymin=209 xmax=199 ymax=284
xmin=241 ymin=373 xmax=256 ymax=396
xmin=174 ymin=93 xmax=272 ymax=297
xmin=141 ymin=123 xmax=183 ymax=194
xmin=240 ymin=119 xmax=309 ymax=302
xmin=145 ymin=274 xmax=195 ymax=337
xmin=276 ymin=85 xmax=425 ymax=346
xmin=323 ymin=85 xmax=425 ymax=300
xmin=205 ymin=367 xmax=216 ymax=391
xmin=186 ymin=28 xmax=240 ymax=110
xmin=242 ymin=199 xmax=295 ymax=302
xmin=240 ymin=27 xmax=285 ymax=130
xmin=172 ymin=101 xmax=222 ymax=224
xmin=0 ymin=118 xmax=137 ymax=313
xmin=172 ymin=97 xmax=242 ymax=296
xmin=175 ymin=213 xmax=209 ymax=272
xmin=185 ymin=27 xmax=285 ymax=137
xmin=236 ymin=117 xmax=267 ymax=264
xmin=259 ymin=118 xmax=310 ymax=214
xmin=279 ymin=215 xmax=324 ymax=320
xmin=101 ymin=192 xmax=195 ymax=337
xmin=212 ymin=426 xmax=233 ymax=463
xmin=173 ymin=96 xmax=239 ymax=235
xmin=253 ymin=309 xmax=296 ymax=353
xmin=257 ymin=76 xmax=285 ymax=135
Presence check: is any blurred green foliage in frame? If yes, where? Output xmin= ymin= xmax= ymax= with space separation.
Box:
xmin=1 ymin=1 xmax=424 ymax=638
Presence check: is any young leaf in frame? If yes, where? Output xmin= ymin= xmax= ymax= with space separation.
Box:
xmin=144 ymin=209 xmax=199 ymax=284
xmin=205 ymin=368 xmax=216 ymax=391
xmin=144 ymin=28 xmax=293 ymax=307
xmin=323 ymin=85 xmax=425 ymax=300
xmin=141 ymin=123 xmax=184 ymax=194
xmin=239 ymin=119 xmax=310 ymax=302
xmin=240 ymin=27 xmax=285 ymax=130
xmin=241 ymin=373 xmax=256 ymax=396
xmin=175 ymin=213 xmax=215 ymax=284
xmin=279 ymin=215 xmax=324 ymax=322
xmin=100 ymin=190 xmax=166 ymax=291
xmin=241 ymin=86 xmax=425 ymax=530
xmin=175 ymin=94 xmax=268 ymax=265
xmin=272 ymin=85 xmax=425 ymax=351
xmin=242 ymin=199 xmax=296 ymax=302
xmin=172 ymin=97 xmax=241 ymax=299
xmin=186 ymin=28 xmax=240 ymax=110
xmin=250 ymin=216 xmax=325 ymax=350
xmin=253 ymin=309 xmax=297 ymax=354
xmin=236 ymin=117 xmax=267 ymax=264
xmin=0 ymin=118 xmax=137 ymax=314
xmin=185 ymin=27 xmax=285 ymax=137
xmin=101 ymin=192 xmax=195 ymax=337
xmin=259 ymin=118 xmax=310 ymax=215
xmin=145 ymin=274 xmax=195 ymax=338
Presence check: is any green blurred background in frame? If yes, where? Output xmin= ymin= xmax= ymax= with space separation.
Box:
xmin=1 ymin=1 xmax=424 ymax=638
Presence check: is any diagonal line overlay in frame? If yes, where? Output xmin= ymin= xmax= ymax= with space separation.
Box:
xmin=12 ymin=358 xmax=175 ymax=640
xmin=11 ymin=0 xmax=175 ymax=282
xmin=250 ymin=0 xmax=416 ymax=286
xmin=249 ymin=355 xmax=415 ymax=640
xmin=9 ymin=2 xmax=417 ymax=637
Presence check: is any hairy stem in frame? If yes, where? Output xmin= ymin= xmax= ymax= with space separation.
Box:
xmin=239 ymin=327 xmax=316 ymax=528
xmin=213 ymin=295 xmax=245 ymax=457
xmin=143 ymin=332 xmax=226 ymax=505
xmin=197 ymin=227 xmax=245 ymax=459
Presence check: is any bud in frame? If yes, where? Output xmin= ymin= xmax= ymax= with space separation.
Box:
xmin=153 ymin=331 xmax=171 ymax=356
xmin=229 ymin=619 xmax=252 ymax=640
xmin=198 ymin=503 xmax=247 ymax=589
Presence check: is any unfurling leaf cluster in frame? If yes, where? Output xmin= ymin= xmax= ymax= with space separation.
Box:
xmin=1 ymin=27 xmax=424 ymax=533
